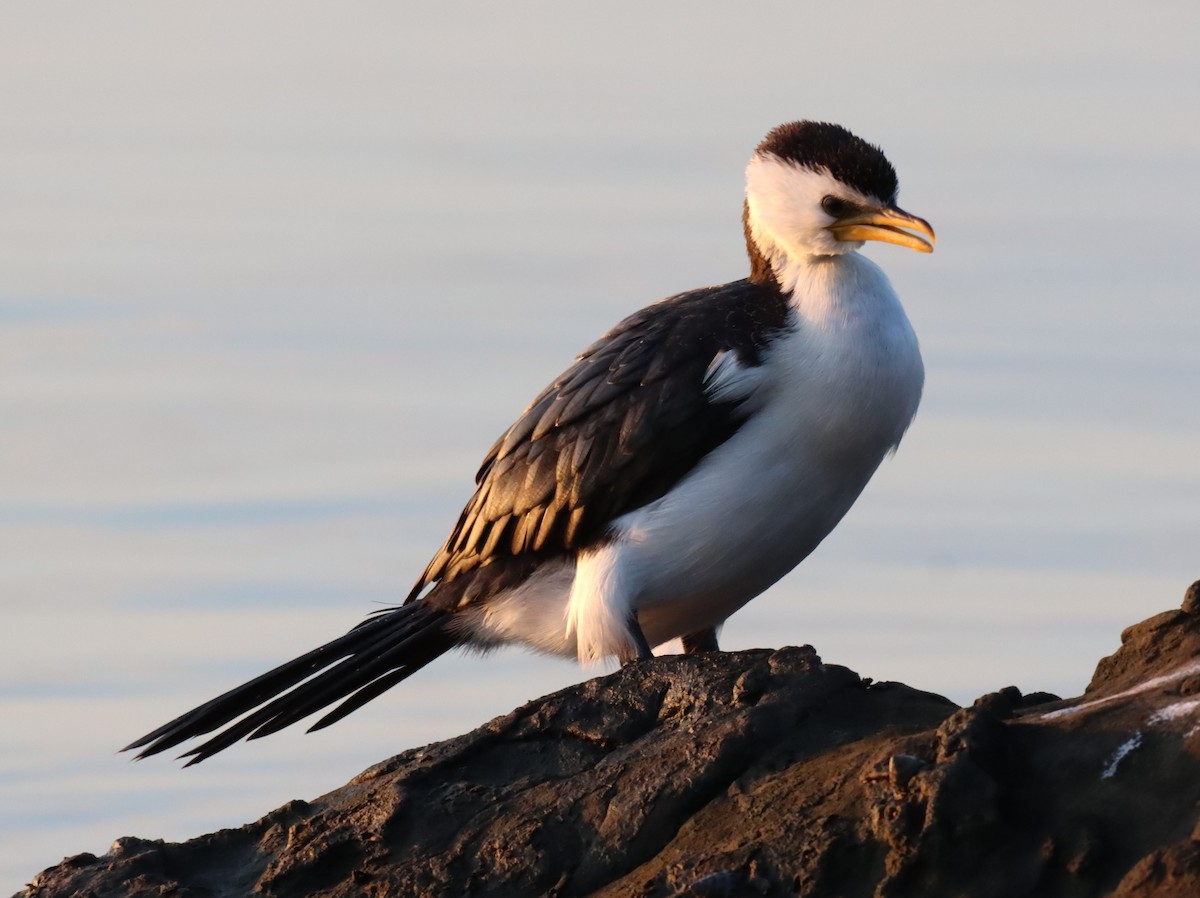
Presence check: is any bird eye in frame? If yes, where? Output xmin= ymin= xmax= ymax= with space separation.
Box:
xmin=821 ymin=195 xmax=852 ymax=217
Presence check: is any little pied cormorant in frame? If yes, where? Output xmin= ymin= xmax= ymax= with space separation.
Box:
xmin=126 ymin=121 xmax=935 ymax=764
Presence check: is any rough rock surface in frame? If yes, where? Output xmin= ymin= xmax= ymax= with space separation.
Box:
xmin=18 ymin=582 xmax=1200 ymax=898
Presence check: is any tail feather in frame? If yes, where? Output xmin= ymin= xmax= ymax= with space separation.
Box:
xmin=196 ymin=623 xmax=450 ymax=749
xmin=122 ymin=616 xmax=403 ymax=754
xmin=123 ymin=602 xmax=456 ymax=764
xmin=251 ymin=626 xmax=457 ymax=739
xmin=306 ymin=632 xmax=456 ymax=732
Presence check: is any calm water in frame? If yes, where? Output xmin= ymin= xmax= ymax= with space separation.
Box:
xmin=3 ymin=4 xmax=1199 ymax=890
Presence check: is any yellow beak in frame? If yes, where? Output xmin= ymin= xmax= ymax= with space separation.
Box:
xmin=828 ymin=206 xmax=936 ymax=253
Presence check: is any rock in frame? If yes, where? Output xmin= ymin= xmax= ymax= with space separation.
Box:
xmin=17 ymin=583 xmax=1200 ymax=898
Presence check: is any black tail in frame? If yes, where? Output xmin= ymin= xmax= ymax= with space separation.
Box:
xmin=122 ymin=602 xmax=458 ymax=765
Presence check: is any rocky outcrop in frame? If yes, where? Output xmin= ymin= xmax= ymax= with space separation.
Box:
xmin=18 ymin=583 xmax=1200 ymax=898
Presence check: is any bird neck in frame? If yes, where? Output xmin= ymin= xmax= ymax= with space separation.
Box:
xmin=743 ymin=200 xmax=869 ymax=304
xmin=742 ymin=200 xmax=778 ymax=288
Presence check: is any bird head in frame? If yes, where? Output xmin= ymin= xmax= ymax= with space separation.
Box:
xmin=744 ymin=121 xmax=935 ymax=286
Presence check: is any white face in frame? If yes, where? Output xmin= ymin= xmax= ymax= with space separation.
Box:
xmin=744 ymin=152 xmax=880 ymax=261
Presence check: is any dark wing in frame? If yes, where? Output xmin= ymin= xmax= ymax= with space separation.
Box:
xmin=410 ymin=278 xmax=790 ymax=608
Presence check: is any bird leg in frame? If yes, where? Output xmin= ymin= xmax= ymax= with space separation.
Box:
xmin=619 ymin=611 xmax=655 ymax=665
xmin=681 ymin=628 xmax=720 ymax=654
